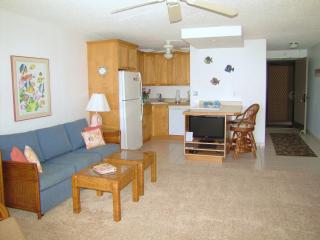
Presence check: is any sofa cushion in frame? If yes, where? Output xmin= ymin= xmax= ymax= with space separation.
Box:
xmin=75 ymin=144 xmax=120 ymax=159
xmin=40 ymin=162 xmax=75 ymax=191
xmin=64 ymin=119 xmax=88 ymax=150
xmin=36 ymin=125 xmax=73 ymax=161
xmin=0 ymin=130 xmax=44 ymax=162
xmin=49 ymin=152 xmax=102 ymax=172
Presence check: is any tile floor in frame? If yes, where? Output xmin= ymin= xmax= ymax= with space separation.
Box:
xmin=141 ymin=128 xmax=320 ymax=174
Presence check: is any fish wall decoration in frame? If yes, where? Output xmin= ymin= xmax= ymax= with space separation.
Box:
xmin=210 ymin=77 xmax=220 ymax=85
xmin=204 ymin=56 xmax=213 ymax=64
xmin=225 ymin=65 xmax=234 ymax=73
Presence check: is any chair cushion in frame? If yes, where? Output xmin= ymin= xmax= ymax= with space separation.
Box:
xmin=40 ymin=162 xmax=75 ymax=191
xmin=230 ymin=123 xmax=254 ymax=131
xmin=36 ymin=125 xmax=73 ymax=161
xmin=0 ymin=130 xmax=44 ymax=162
xmin=64 ymin=119 xmax=88 ymax=150
xmin=48 ymin=151 xmax=102 ymax=172
xmin=75 ymin=144 xmax=120 ymax=159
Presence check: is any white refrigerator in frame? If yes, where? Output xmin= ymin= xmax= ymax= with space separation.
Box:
xmin=119 ymin=70 xmax=143 ymax=150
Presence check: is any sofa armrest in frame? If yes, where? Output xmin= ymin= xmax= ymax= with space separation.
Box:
xmin=2 ymin=160 xmax=41 ymax=218
xmin=3 ymin=161 xmax=39 ymax=181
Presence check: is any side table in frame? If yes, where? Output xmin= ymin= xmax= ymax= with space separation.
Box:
xmin=102 ymin=128 xmax=121 ymax=144
xmin=105 ymin=150 xmax=157 ymax=196
xmin=72 ymin=163 xmax=139 ymax=222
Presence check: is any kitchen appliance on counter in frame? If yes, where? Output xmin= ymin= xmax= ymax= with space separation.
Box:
xmin=175 ymin=89 xmax=181 ymax=104
xmin=119 ymin=71 xmax=143 ymax=150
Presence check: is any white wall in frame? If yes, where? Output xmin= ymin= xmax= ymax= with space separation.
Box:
xmin=0 ymin=9 xmax=88 ymax=134
xmin=190 ymin=39 xmax=267 ymax=145
xmin=145 ymin=86 xmax=190 ymax=99
xmin=307 ymin=42 xmax=320 ymax=140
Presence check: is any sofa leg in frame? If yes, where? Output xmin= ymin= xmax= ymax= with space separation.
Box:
xmin=37 ymin=212 xmax=43 ymax=219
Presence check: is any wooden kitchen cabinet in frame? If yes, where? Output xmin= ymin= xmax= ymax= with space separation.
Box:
xmin=143 ymin=104 xmax=152 ymax=142
xmin=87 ymin=39 xmax=138 ymax=132
xmin=139 ymin=52 xmax=189 ymax=86
xmin=152 ymin=105 xmax=169 ymax=137
xmin=118 ymin=41 xmax=138 ymax=71
xmin=142 ymin=53 xmax=156 ymax=85
xmin=128 ymin=47 xmax=138 ymax=70
xmin=173 ymin=52 xmax=190 ymax=85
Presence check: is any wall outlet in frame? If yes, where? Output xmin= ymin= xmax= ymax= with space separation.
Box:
xmin=193 ymin=91 xmax=198 ymax=96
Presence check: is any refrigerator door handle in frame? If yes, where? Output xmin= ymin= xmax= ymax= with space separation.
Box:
xmin=139 ymin=72 xmax=143 ymax=121
xmin=141 ymin=102 xmax=144 ymax=121
xmin=138 ymin=72 xmax=142 ymax=98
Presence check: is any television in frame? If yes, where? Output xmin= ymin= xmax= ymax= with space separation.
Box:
xmin=189 ymin=116 xmax=225 ymax=140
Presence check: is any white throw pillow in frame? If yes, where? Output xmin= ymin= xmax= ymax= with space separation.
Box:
xmin=24 ymin=145 xmax=43 ymax=173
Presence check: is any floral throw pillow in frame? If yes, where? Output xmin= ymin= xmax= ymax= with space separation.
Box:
xmin=81 ymin=128 xmax=105 ymax=150
xmin=24 ymin=145 xmax=43 ymax=173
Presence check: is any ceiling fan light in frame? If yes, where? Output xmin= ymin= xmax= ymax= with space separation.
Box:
xmin=164 ymin=52 xmax=173 ymax=59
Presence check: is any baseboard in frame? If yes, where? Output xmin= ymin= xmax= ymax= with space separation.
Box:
xmin=307 ymin=130 xmax=320 ymax=143
xmin=151 ymin=136 xmax=184 ymax=140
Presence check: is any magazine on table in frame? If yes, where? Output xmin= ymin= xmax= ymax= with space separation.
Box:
xmin=92 ymin=163 xmax=117 ymax=175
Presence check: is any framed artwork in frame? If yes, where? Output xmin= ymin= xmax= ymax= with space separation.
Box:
xmin=11 ymin=56 xmax=51 ymax=121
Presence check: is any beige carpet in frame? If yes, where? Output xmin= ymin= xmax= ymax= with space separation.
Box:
xmin=9 ymin=158 xmax=320 ymax=240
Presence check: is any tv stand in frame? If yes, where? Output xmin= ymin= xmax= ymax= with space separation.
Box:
xmin=183 ymin=106 xmax=242 ymax=163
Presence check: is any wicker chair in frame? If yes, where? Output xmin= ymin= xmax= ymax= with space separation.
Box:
xmin=229 ymin=104 xmax=260 ymax=160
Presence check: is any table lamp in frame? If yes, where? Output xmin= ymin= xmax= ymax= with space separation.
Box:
xmin=86 ymin=93 xmax=110 ymax=127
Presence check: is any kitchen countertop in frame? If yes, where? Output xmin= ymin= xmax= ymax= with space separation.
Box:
xmin=184 ymin=105 xmax=242 ymax=116
xmin=143 ymin=99 xmax=190 ymax=107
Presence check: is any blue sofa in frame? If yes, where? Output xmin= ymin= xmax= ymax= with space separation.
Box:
xmin=0 ymin=119 xmax=119 ymax=218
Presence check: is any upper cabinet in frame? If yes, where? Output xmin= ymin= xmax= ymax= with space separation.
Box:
xmin=118 ymin=41 xmax=138 ymax=71
xmin=173 ymin=52 xmax=190 ymax=85
xmin=142 ymin=53 xmax=156 ymax=85
xmin=139 ymin=51 xmax=190 ymax=86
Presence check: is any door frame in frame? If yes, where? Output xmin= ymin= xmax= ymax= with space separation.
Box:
xmin=302 ymin=58 xmax=309 ymax=134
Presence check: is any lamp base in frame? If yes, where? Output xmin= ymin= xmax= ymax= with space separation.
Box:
xmin=90 ymin=112 xmax=102 ymax=127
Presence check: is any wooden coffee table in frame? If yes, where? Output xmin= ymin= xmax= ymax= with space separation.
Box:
xmin=72 ymin=163 xmax=139 ymax=222
xmin=105 ymin=150 xmax=157 ymax=196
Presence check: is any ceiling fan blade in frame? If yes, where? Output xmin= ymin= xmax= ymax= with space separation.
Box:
xmin=111 ymin=0 xmax=164 ymax=14
xmin=182 ymin=0 xmax=238 ymax=17
xmin=167 ymin=3 xmax=182 ymax=23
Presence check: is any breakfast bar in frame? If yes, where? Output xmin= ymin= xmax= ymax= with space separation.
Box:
xmin=183 ymin=105 xmax=242 ymax=162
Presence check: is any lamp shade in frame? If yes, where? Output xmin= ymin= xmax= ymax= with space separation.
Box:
xmin=86 ymin=93 xmax=110 ymax=112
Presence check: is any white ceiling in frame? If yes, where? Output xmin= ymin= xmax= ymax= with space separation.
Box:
xmin=1 ymin=0 xmax=320 ymax=50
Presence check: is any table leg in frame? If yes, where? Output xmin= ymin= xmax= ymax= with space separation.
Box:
xmin=132 ymin=168 xmax=139 ymax=202
xmin=138 ymin=164 xmax=144 ymax=196
xmin=112 ymin=184 xmax=121 ymax=222
xmin=151 ymin=158 xmax=157 ymax=183
xmin=96 ymin=190 xmax=103 ymax=197
xmin=72 ymin=176 xmax=80 ymax=214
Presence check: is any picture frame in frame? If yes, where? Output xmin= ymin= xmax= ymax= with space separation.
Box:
xmin=11 ymin=56 xmax=52 ymax=121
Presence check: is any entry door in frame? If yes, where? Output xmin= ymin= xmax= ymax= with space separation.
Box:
xmin=267 ymin=62 xmax=294 ymax=126
xmin=294 ymin=58 xmax=308 ymax=132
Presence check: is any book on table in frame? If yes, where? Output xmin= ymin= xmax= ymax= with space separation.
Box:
xmin=92 ymin=163 xmax=117 ymax=175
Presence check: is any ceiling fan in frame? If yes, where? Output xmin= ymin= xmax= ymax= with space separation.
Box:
xmin=111 ymin=0 xmax=238 ymax=24
xmin=141 ymin=40 xmax=189 ymax=59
